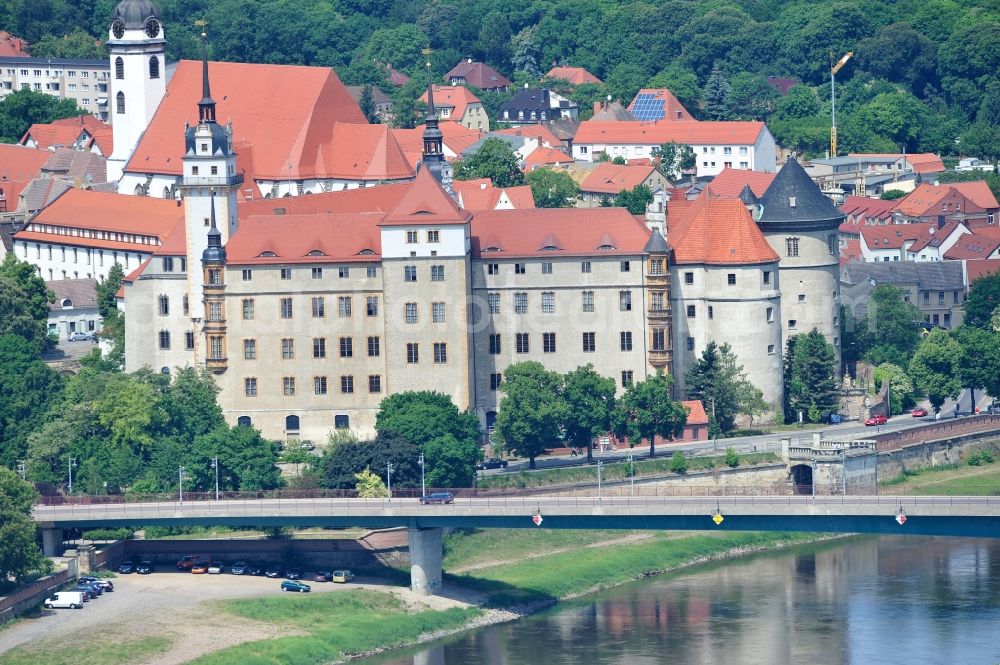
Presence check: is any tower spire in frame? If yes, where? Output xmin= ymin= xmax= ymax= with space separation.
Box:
xmin=197 ymin=28 xmax=216 ymax=124
xmin=421 ymin=52 xmax=443 ymax=163
xmin=202 ymin=191 xmax=226 ymax=263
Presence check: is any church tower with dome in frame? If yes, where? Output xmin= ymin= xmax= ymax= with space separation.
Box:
xmin=106 ymin=0 xmax=167 ymax=184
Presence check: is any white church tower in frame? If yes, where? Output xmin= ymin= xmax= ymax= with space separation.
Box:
xmin=106 ymin=0 xmax=167 ymax=185
xmin=180 ymin=33 xmax=241 ymax=323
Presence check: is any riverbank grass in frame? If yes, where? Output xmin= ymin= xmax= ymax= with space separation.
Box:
xmin=189 ymin=590 xmax=479 ymax=665
xmin=0 ymin=636 xmax=170 ymax=665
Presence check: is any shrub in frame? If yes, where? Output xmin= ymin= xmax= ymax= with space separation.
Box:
xmin=82 ymin=527 xmax=133 ymax=541
xmin=967 ymin=450 xmax=995 ymax=466
xmin=724 ymin=447 xmax=740 ymax=468
xmin=669 ymin=451 xmax=688 ymax=474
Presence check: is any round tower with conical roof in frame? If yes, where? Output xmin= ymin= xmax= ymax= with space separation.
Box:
xmin=756 ymin=158 xmax=844 ymax=363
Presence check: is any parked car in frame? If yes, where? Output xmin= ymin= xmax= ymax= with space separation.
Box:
xmin=313 ymin=571 xmax=332 ymax=582
xmin=912 ymin=408 xmax=928 ymax=417
xmin=475 ymin=459 xmax=508 ymax=470
xmin=249 ymin=564 xmax=265 ymax=576
xmin=264 ymin=566 xmax=284 ymax=579
xmin=419 ymin=492 xmax=454 ymax=505
xmin=118 ymin=560 xmax=136 ymax=574
xmin=331 ymin=570 xmax=354 ymax=584
xmin=44 ymin=591 xmax=85 ymax=609
xmin=177 ymin=554 xmax=210 ymax=570
xmin=73 ymin=584 xmax=98 ymax=600
xmin=285 ymin=568 xmax=303 ymax=580
xmin=987 ymin=401 xmax=1000 ymax=415
xmin=136 ymin=560 xmax=155 ymax=574
xmin=280 ymin=579 xmax=311 ymax=593
xmin=865 ymin=415 xmax=888 ymax=426
xmin=207 ymin=561 xmax=225 ymax=574
xmin=79 ymin=576 xmax=114 ymax=592
xmin=190 ymin=561 xmax=210 ymax=574
xmin=230 ymin=561 xmax=249 ymax=575
xmin=67 ymin=331 xmax=93 ymax=342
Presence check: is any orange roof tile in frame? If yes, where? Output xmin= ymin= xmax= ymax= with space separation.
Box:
xmin=842 ymin=238 xmax=862 ymax=262
xmin=943 ymin=229 xmax=1000 ymax=260
xmin=627 ymin=89 xmax=694 ymax=121
xmin=85 ymin=126 xmax=113 ymax=156
xmin=950 ymin=181 xmax=999 ymax=210
xmin=839 ymin=195 xmax=895 ymax=222
xmin=392 ymin=122 xmax=485 ymax=166
xmin=379 ymin=168 xmax=471 ymax=226
xmin=503 ymin=185 xmax=535 ymax=209
xmin=0 ymin=144 xmax=52 ymax=208
xmin=860 ymin=223 xmax=932 ymax=250
xmin=523 ymin=146 xmax=573 ymax=170
xmin=453 ymin=180 xmax=535 ymax=210
xmin=493 ymin=124 xmax=563 ymax=148
xmin=126 ymin=60 xmax=365 ymax=179
xmin=0 ymin=31 xmax=27 ymax=56
xmin=471 ymin=207 xmax=651 ymax=258
xmin=575 ymin=120 xmax=766 ymax=146
xmin=580 ymin=163 xmax=660 ymax=194
xmin=26 ymin=189 xmax=183 ymax=237
xmin=238 ymin=181 xmax=411 ymax=216
xmin=154 ymin=220 xmax=187 ymax=255
xmin=706 ymin=168 xmax=775 ymax=198
xmin=669 ymin=197 xmax=778 ymax=266
xmin=681 ymin=400 xmax=709 ymax=425
xmin=545 ymin=66 xmax=602 ymax=85
xmin=226 ymin=212 xmax=384 ymax=265
xmin=906 ymin=153 xmax=945 ymax=173
xmin=966 ymin=258 xmax=1000 ymax=284
xmin=419 ymin=85 xmax=481 ymax=122
xmin=13 ymin=230 xmax=160 ymax=253
xmin=319 ymin=123 xmax=414 ymax=180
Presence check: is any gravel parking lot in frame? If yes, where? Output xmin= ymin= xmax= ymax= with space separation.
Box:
xmin=0 ymin=568 xmax=385 ymax=664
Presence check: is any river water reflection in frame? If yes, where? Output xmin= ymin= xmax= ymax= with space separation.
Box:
xmin=365 ymin=537 xmax=1000 ymax=665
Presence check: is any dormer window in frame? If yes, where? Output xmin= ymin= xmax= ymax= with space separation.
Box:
xmin=306 ymin=250 xmax=326 ymax=256
xmin=259 ymin=251 xmax=276 ymax=257
xmin=789 ymin=196 xmax=796 ymax=208
xmin=597 ymin=244 xmax=615 ymax=250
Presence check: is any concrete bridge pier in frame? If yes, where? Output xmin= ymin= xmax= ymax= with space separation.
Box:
xmin=408 ymin=527 xmax=443 ymax=596
xmin=41 ymin=528 xmax=63 ymax=556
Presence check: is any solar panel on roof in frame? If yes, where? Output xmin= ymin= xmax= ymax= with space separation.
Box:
xmin=630 ymin=93 xmax=665 ymax=121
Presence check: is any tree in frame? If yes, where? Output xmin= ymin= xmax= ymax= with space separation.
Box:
xmin=509 ymin=25 xmax=540 ymax=78
xmin=612 ymin=372 xmax=687 ymax=457
xmin=189 ymin=425 xmax=283 ymax=492
xmin=856 ymin=23 xmax=938 ymax=95
xmin=96 ymin=263 xmax=124 ymax=319
xmin=646 ymin=64 xmax=702 ymax=115
xmin=951 ymin=325 xmax=1000 ymax=413
xmin=858 ymin=285 xmax=924 ymax=364
xmin=786 ymin=330 xmax=839 ymax=423
xmin=562 ymin=364 xmax=616 ymax=464
xmin=0 ymin=335 xmax=64 ymax=467
xmin=685 ymin=342 xmax=760 ymax=435
xmin=728 ymin=72 xmax=778 ymax=120
xmin=964 ymin=273 xmax=1000 ymax=330
xmin=775 ymin=85 xmax=821 ymax=120
xmin=0 ymin=254 xmax=54 ymax=353
xmin=0 ymin=467 xmax=51 ymax=584
xmin=29 ymin=29 xmax=104 ymax=59
xmin=669 ymin=451 xmax=687 ymax=474
xmin=605 ymin=62 xmax=647 ymax=104
xmin=909 ymin=329 xmax=962 ymax=413
xmin=478 ymin=12 xmax=512 ymax=72
xmin=494 ymin=362 xmax=567 ymax=469
xmin=453 ymin=137 xmax=524 ymax=187
xmin=358 ymin=24 xmax=428 ymax=73
xmin=0 ymin=88 xmax=82 ymax=143
xmin=873 ymin=363 xmax=915 ymax=416
xmin=653 ymin=142 xmax=696 ymax=180
xmin=315 ymin=432 xmax=420 ymax=489
xmin=703 ymin=63 xmax=732 ymax=120
xmin=525 ymin=167 xmax=579 ymax=208
xmin=613 ymin=185 xmax=653 ymax=214
xmin=359 ymin=84 xmax=379 ymax=124
xmin=354 ymin=467 xmax=388 ymax=498
xmin=880 ymin=189 xmax=907 ymax=200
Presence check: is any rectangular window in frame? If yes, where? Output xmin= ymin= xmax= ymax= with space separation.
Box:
xmin=432 ymin=302 xmax=446 ymax=323
xmin=620 ymin=331 xmax=633 ymax=351
xmin=244 ymin=378 xmax=257 ymax=397
xmin=242 ymin=269 xmax=252 ymax=281
xmin=243 ymin=339 xmax=256 ymax=360
xmin=621 ymin=370 xmax=634 ymax=387
xmin=242 ymin=299 xmax=254 ymax=320
xmin=763 ymin=270 xmax=771 ymax=285
xmin=433 ymin=342 xmax=447 ymax=363
xmin=581 ymin=261 xmax=591 ymax=273
xmin=338 ymin=266 xmax=349 ymax=278
xmin=768 ymin=344 xmax=775 ymax=355
xmin=368 ymin=375 xmax=382 ymax=393
xmin=620 ymin=260 xmax=630 ymax=272
xmin=490 ymin=373 xmax=502 ymax=391
xmin=427 ymin=230 xmax=440 ymax=243
xmin=314 ymin=376 xmax=327 ymax=395
xmin=543 ymin=332 xmax=557 ymax=353
xmin=542 ymin=262 xmax=553 ymax=274
xmin=516 ymin=333 xmax=529 ymax=354
xmin=652 ymin=328 xmax=666 ymax=352
xmin=582 ymin=290 xmax=595 ymax=312
xmin=366 ymin=296 xmax=379 ymax=317
xmin=650 ymin=259 xmax=664 ymax=275
xmin=185 ymin=331 xmax=195 ymax=350
xmin=338 ymin=296 xmax=352 ymax=317
xmin=339 ymin=337 xmax=353 ymax=358
xmin=367 ymin=265 xmax=377 ymax=278
xmin=923 ymin=291 xmax=929 ymax=304
xmin=582 ymin=332 xmax=596 ymax=352
xmin=406 ymin=230 xmax=418 ymax=243
xmin=619 ymin=290 xmax=632 ymax=311
xmin=162 ymin=257 xmax=174 ymax=271
xmin=708 ymin=306 xmax=714 ymax=319
xmin=767 ymin=306 xmax=774 ymax=322
xmin=281 ymin=338 xmax=294 ymax=359
xmin=406 ymin=343 xmax=419 ymax=364
xmin=514 ymin=292 xmax=528 ymax=313
xmin=938 ymin=291 xmax=945 ymax=305
xmin=542 ymin=292 xmax=555 ymax=313
xmin=827 ymin=234 xmax=837 ymax=255
xmin=341 ymin=375 xmax=354 ymax=393
xmin=313 ymin=337 xmax=326 ymax=359
xmin=651 ymin=292 xmax=664 ymax=311
xmin=311 ymin=297 xmax=325 ymax=318
xmin=488 ymin=292 xmax=500 ymax=314
xmin=687 ymin=304 xmax=696 ymax=318
xmin=786 ymin=237 xmax=799 ymax=257
xmin=684 ymin=272 xmax=694 ymax=285
xmin=431 ymin=265 xmax=445 ymax=281
xmin=686 ymin=337 xmax=695 ymax=351
xmin=727 ymin=273 xmax=736 ymax=285
xmin=367 ymin=336 xmax=380 ymax=357
xmin=488 ymin=263 xmax=499 ymax=275
xmin=312 ymin=267 xmax=323 ymax=279
xmin=283 ymin=377 xmax=296 ymax=396
xmin=489 ymin=334 xmax=501 ymax=354
xmin=280 ymin=298 xmax=293 ymax=319
xmin=798 ymin=294 xmax=806 ymax=302
xmin=208 ymin=301 xmax=223 ymax=322
xmin=788 ymin=319 xmax=797 ymax=329
xmin=404 ymin=265 xmax=417 ymax=282
xmin=280 ymin=268 xmax=292 ymax=280
xmin=405 ymin=302 xmax=418 ymax=324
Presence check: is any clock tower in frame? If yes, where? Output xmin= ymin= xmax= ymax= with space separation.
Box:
xmin=106 ymin=0 xmax=167 ymax=185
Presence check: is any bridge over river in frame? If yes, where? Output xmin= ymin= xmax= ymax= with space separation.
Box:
xmin=33 ymin=494 xmax=1000 ymax=595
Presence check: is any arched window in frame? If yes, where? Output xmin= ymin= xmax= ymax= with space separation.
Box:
xmin=160 ymin=367 xmax=170 ymax=375
xmin=148 ymin=56 xmax=159 ymax=79
xmin=115 ymin=57 xmax=124 ymax=79
xmin=116 ymin=91 xmax=125 ymax=114
xmin=237 ymin=416 xmax=252 ymax=427
xmin=158 ymin=330 xmax=170 ymax=349
xmin=285 ymin=415 xmax=300 ymax=431
xmin=158 ymin=294 xmax=169 ymax=316
xmin=162 ymin=186 xmax=171 ymax=199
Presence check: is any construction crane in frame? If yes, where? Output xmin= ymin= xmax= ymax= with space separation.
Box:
xmin=830 ymin=51 xmax=853 ymax=157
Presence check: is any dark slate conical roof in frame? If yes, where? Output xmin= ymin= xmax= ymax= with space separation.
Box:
xmin=111 ymin=0 xmax=160 ymax=29
xmin=738 ymin=184 xmax=758 ymax=206
xmin=644 ymin=226 xmax=669 ymax=254
xmin=757 ymin=158 xmax=843 ymax=229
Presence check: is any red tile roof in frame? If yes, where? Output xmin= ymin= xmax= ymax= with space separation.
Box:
xmin=965 ymin=258 xmax=1000 ymax=285
xmin=379 ymin=168 xmax=471 ymax=226
xmin=238 ymin=181 xmax=411 ymax=216
xmin=523 ymin=147 xmax=573 ymax=170
xmin=0 ymin=31 xmax=27 ymax=56
xmin=706 ymin=168 xmax=775 ymax=198
xmin=580 ymin=163 xmax=660 ymax=194
xmin=453 ymin=180 xmax=535 ymax=210
xmin=951 ymin=181 xmax=1000 ymax=210
xmin=840 ymin=195 xmax=895 ymax=222
xmin=226 ymin=212 xmax=385 ymax=265
xmin=119 ymin=257 xmax=152 ymax=297
xmin=420 ymin=85 xmax=482 ymax=122
xmin=943 ymin=228 xmax=1000 ymax=260
xmin=319 ymin=123 xmax=414 ymax=180
xmin=668 ymin=197 xmax=778 ymax=266
xmin=545 ymin=66 xmax=602 ymax=85
xmin=126 ymin=60 xmax=365 ymax=179
xmin=445 ymin=61 xmax=511 ymax=89
xmin=493 ymin=125 xmax=563 ymax=148
xmin=575 ymin=120 xmax=766 ymax=146
xmin=906 ymin=221 xmax=966 ymax=253
xmin=154 ymin=220 xmax=187 ymax=255
xmin=842 ymin=238 xmax=862 ymax=262
xmin=627 ymin=89 xmax=693 ymax=121
xmin=906 ymin=153 xmax=945 ymax=174
xmin=471 ymin=207 xmax=651 ymax=258
xmin=21 ymin=114 xmax=107 ymax=151
xmin=25 ymin=189 xmax=183 ymax=237
xmin=681 ymin=400 xmax=709 ymax=426
xmin=0 ymin=144 xmax=52 ymax=208
xmin=860 ymin=223 xmax=932 ymax=250
xmin=392 ymin=122 xmax=485 ymax=166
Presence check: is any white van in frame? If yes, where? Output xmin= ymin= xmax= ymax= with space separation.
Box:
xmin=44 ymin=591 xmax=85 ymax=609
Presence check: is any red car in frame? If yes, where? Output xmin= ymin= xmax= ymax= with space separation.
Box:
xmin=912 ymin=408 xmax=928 ymax=417
xmin=865 ymin=414 xmax=888 ymax=426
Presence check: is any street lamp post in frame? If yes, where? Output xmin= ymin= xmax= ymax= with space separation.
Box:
xmin=417 ymin=453 xmax=425 ymax=497
xmin=67 ymin=457 xmax=77 ymax=494
xmin=386 ymin=462 xmax=394 ymax=501
xmin=211 ymin=457 xmax=220 ymax=500
xmin=597 ymin=460 xmax=604 ymax=501
xmin=178 ymin=466 xmax=186 ymax=503
xmin=627 ymin=451 xmax=634 ymax=496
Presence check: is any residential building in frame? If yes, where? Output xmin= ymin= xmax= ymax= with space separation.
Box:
xmin=628 ymin=89 xmax=694 ymax=122
xmin=522 ymin=147 xmax=574 ymax=171
xmin=418 ymin=85 xmax=489 ymax=131
xmin=0 ymin=56 xmax=110 ymax=120
xmin=804 ymin=153 xmax=944 ymax=198
xmin=453 ymin=179 xmax=534 ymax=210
xmin=0 ymin=144 xmax=53 ymax=215
xmin=0 ymin=31 xmax=28 ymax=57
xmin=944 ymin=228 xmax=1000 ymax=262
xmin=572 ymin=121 xmax=776 ymax=177
xmin=544 ymin=66 xmax=601 ymax=85
xmin=345 ymin=85 xmax=393 ymax=123
xmin=892 ymin=182 xmax=999 ymax=228
xmin=21 ymin=114 xmax=113 ymax=156
xmin=590 ymin=99 xmax=634 ymax=121
xmin=841 ymin=259 xmax=965 ymax=330
xmin=678 ymin=400 xmax=709 ymax=443
xmin=445 ymin=59 xmax=510 ymax=92
xmin=577 ymin=163 xmax=672 ymax=209
xmin=706 ymin=168 xmax=776 ymax=199
xmin=47 ymin=279 xmax=101 ymax=340
xmin=392 ymin=121 xmax=485 ymax=166
xmin=499 ymin=88 xmax=578 ymax=125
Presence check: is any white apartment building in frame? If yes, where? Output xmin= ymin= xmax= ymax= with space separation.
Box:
xmin=0 ymin=57 xmax=110 ymax=120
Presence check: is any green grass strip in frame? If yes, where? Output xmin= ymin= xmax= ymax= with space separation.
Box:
xmin=1 ymin=636 xmax=171 ymax=665
xmin=190 ymin=590 xmax=478 ymax=665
